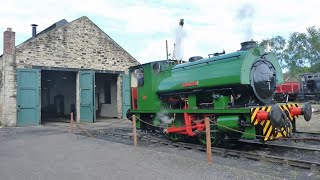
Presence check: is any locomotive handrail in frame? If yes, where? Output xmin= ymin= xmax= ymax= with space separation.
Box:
xmin=158 ymin=87 xmax=235 ymax=97
xmin=172 ymin=55 xmax=241 ymax=70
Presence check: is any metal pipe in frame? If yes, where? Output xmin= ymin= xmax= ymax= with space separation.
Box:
xmin=31 ymin=24 xmax=38 ymax=37
xmin=166 ymin=40 xmax=169 ymax=60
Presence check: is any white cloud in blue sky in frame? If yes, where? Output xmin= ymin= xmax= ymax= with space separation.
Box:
xmin=1 ymin=0 xmax=320 ymax=63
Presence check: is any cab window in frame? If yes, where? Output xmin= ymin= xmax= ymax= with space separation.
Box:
xmin=131 ymin=68 xmax=144 ymax=87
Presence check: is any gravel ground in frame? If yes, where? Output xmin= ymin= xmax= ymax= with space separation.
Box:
xmin=0 ymin=126 xmax=290 ymax=180
xmin=92 ymin=128 xmax=320 ymax=179
xmin=296 ymin=104 xmax=320 ymax=133
xmin=0 ymin=108 xmax=318 ymax=180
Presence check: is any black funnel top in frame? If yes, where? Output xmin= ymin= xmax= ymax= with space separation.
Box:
xmin=240 ymin=41 xmax=257 ymax=51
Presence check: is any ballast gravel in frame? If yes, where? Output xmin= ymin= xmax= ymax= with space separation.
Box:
xmin=0 ymin=125 xmax=319 ymax=180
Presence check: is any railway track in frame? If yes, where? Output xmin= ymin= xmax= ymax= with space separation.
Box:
xmin=295 ymin=131 xmax=320 ymax=137
xmin=78 ymin=128 xmax=320 ymax=172
xmin=239 ymin=139 xmax=320 ymax=155
xmin=98 ymin=127 xmax=320 ymax=150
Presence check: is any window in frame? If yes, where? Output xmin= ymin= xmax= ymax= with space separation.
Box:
xmin=134 ymin=68 xmax=144 ymax=87
xmin=153 ymin=62 xmax=161 ymax=73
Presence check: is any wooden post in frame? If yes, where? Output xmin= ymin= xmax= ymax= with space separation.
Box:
xmin=132 ymin=115 xmax=137 ymax=147
xmin=70 ymin=112 xmax=74 ymax=133
xmin=205 ymin=117 xmax=212 ymax=164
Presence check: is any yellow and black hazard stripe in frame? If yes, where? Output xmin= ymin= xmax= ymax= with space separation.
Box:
xmin=250 ymin=106 xmax=272 ymax=125
xmin=279 ymin=103 xmax=299 ymax=121
xmin=260 ymin=118 xmax=277 ymax=141
xmin=250 ymin=103 xmax=299 ymax=141
xmin=259 ymin=120 xmax=291 ymax=141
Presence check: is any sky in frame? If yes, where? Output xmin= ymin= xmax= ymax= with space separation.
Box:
xmin=1 ymin=0 xmax=320 ymax=63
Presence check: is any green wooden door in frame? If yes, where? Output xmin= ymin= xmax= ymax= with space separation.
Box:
xmin=17 ymin=68 xmax=40 ymax=126
xmin=80 ymin=71 xmax=95 ymax=122
xmin=122 ymin=74 xmax=130 ymax=118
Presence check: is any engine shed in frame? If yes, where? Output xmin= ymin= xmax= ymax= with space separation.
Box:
xmin=0 ymin=16 xmax=139 ymax=126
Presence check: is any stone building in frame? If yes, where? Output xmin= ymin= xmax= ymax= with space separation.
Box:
xmin=0 ymin=16 xmax=139 ymax=126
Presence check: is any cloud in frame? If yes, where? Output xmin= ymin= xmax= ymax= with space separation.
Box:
xmin=1 ymin=0 xmax=320 ymax=64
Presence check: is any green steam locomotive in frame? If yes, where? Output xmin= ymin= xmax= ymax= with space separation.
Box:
xmin=127 ymin=41 xmax=312 ymax=144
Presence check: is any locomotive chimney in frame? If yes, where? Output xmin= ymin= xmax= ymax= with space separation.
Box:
xmin=31 ymin=24 xmax=38 ymax=38
xmin=240 ymin=40 xmax=257 ymax=51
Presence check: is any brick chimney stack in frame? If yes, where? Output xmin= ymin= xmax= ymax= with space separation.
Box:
xmin=1 ymin=27 xmax=17 ymax=126
xmin=3 ymin=27 xmax=15 ymax=55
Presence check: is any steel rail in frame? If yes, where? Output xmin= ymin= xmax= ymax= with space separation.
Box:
xmin=89 ymin=129 xmax=319 ymax=172
xmin=239 ymin=139 xmax=320 ymax=152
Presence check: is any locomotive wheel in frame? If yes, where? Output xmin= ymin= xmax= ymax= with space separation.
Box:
xmin=166 ymin=133 xmax=183 ymax=141
xmin=197 ymin=133 xmax=221 ymax=145
xmin=165 ymin=120 xmax=183 ymax=141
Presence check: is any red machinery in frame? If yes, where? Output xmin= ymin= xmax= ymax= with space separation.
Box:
xmin=275 ymin=82 xmax=299 ymax=101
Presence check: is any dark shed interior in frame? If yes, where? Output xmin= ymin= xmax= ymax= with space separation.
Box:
xmin=41 ymin=70 xmax=76 ymax=123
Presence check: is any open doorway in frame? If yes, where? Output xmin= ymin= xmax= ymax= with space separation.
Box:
xmin=41 ymin=70 xmax=76 ymax=124
xmin=95 ymin=73 xmax=118 ymax=121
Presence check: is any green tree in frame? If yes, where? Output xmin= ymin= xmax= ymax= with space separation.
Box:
xmin=283 ymin=31 xmax=308 ymax=74
xmin=283 ymin=26 xmax=320 ymax=74
xmin=260 ymin=26 xmax=320 ymax=74
xmin=259 ymin=36 xmax=286 ymax=68
xmin=304 ymin=26 xmax=320 ymax=72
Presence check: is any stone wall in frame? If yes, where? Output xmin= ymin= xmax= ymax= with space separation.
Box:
xmin=0 ymin=28 xmax=16 ymax=126
xmin=15 ymin=16 xmax=138 ymax=71
xmin=1 ymin=56 xmax=17 ymax=126
xmin=0 ymin=56 xmax=3 ymax=125
xmin=1 ymin=16 xmax=139 ymax=126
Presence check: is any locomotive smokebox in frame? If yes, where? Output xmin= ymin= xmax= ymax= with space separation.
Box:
xmin=240 ymin=40 xmax=257 ymax=51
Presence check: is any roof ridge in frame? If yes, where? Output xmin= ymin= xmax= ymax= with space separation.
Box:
xmin=81 ymin=16 xmax=140 ymax=65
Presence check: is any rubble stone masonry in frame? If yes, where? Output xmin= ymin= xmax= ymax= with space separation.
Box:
xmin=15 ymin=16 xmax=138 ymax=71
xmin=0 ymin=28 xmax=16 ymax=126
xmin=0 ymin=16 xmax=139 ymax=126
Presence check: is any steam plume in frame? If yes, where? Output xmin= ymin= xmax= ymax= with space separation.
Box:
xmin=157 ymin=112 xmax=174 ymax=125
xmin=236 ymin=3 xmax=255 ymax=40
xmin=173 ymin=19 xmax=186 ymax=61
